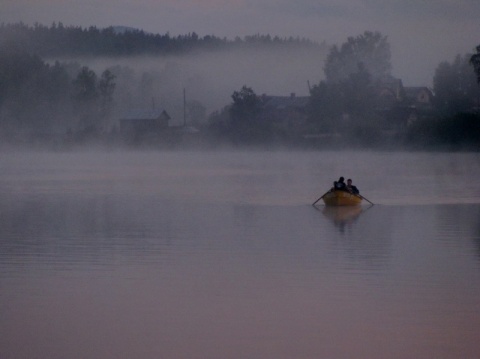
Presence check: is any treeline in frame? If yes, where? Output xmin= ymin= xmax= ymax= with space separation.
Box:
xmin=0 ymin=22 xmax=319 ymax=57
xmin=0 ymin=22 xmax=324 ymax=148
xmin=0 ymin=24 xmax=479 ymax=150
xmin=208 ymin=32 xmax=480 ymax=150
xmin=0 ymin=50 xmax=118 ymax=146
xmin=305 ymin=33 xmax=480 ymax=150
xmin=407 ymin=51 xmax=480 ymax=150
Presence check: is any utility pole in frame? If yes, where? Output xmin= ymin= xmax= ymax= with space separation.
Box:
xmin=183 ymin=88 xmax=186 ymax=127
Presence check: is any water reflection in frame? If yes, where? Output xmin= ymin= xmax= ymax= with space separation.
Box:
xmin=1 ymin=152 xmax=480 ymax=359
xmin=319 ymin=205 xmax=366 ymax=233
xmin=0 ymin=192 xmax=180 ymax=271
xmin=433 ymin=204 xmax=480 ymax=262
xmin=314 ymin=205 xmax=394 ymax=273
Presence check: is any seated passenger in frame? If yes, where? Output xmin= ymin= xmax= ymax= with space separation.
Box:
xmin=334 ymin=177 xmax=347 ymax=191
xmin=346 ymin=178 xmax=359 ymax=194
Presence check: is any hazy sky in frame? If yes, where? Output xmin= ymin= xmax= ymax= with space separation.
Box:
xmin=1 ymin=0 xmax=479 ymax=86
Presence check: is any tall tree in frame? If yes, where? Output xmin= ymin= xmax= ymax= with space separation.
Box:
xmin=309 ymin=63 xmax=377 ymax=133
xmin=324 ymin=31 xmax=391 ymax=84
xmin=341 ymin=62 xmax=376 ymax=120
xmin=72 ymin=66 xmax=98 ymax=128
xmin=230 ymin=85 xmax=261 ymax=120
xmin=98 ymin=69 xmax=116 ymax=121
xmin=73 ymin=66 xmax=97 ymax=103
xmin=470 ymin=45 xmax=480 ymax=84
xmin=434 ymin=54 xmax=478 ymax=115
xmin=308 ymin=81 xmax=343 ymax=132
xmin=229 ymin=85 xmax=268 ymax=142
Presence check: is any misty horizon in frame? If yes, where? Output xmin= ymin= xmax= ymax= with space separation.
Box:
xmin=0 ymin=22 xmax=478 ymax=151
xmin=64 ymin=44 xmax=326 ymax=118
xmin=2 ymin=0 xmax=479 ymax=87
xmin=6 ymin=20 xmax=476 ymax=89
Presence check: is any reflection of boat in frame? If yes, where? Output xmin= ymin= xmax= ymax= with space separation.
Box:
xmin=322 ymin=206 xmax=363 ymax=222
xmin=321 ymin=206 xmax=368 ymax=233
xmin=322 ymin=190 xmax=362 ymax=206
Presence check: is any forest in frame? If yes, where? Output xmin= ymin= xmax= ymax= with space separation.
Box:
xmin=0 ymin=22 xmax=317 ymax=57
xmin=0 ymin=23 xmax=479 ymax=150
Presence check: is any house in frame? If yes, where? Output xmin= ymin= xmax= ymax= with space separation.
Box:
xmin=399 ymin=87 xmax=435 ymax=125
xmin=403 ymin=87 xmax=434 ymax=107
xmin=119 ymin=109 xmax=171 ymax=136
xmin=374 ymin=80 xmax=435 ymax=131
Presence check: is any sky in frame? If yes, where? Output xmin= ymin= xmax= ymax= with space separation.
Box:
xmin=1 ymin=0 xmax=479 ymax=86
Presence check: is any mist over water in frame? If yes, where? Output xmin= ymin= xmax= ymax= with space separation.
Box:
xmin=63 ymin=44 xmax=326 ymax=121
xmin=0 ymin=150 xmax=479 ymax=359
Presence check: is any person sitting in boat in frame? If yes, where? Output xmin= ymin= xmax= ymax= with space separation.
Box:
xmin=346 ymin=178 xmax=359 ymax=194
xmin=333 ymin=177 xmax=348 ymax=191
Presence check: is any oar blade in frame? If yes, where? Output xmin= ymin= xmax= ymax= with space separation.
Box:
xmin=312 ymin=190 xmax=330 ymax=206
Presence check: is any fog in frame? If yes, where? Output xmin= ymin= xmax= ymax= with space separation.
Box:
xmin=63 ymin=44 xmax=327 ymax=123
xmin=2 ymin=0 xmax=479 ymax=89
xmin=1 ymin=23 xmax=478 ymax=150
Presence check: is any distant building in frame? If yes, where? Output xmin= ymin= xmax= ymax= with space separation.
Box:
xmin=373 ymin=78 xmax=435 ymax=132
xmin=403 ymin=87 xmax=434 ymax=107
xmin=119 ymin=109 xmax=171 ymax=136
xmin=399 ymin=87 xmax=435 ymax=125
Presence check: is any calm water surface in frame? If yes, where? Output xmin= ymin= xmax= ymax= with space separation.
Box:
xmin=0 ymin=151 xmax=479 ymax=359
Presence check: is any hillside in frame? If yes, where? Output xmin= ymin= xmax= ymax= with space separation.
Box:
xmin=0 ymin=22 xmax=324 ymax=58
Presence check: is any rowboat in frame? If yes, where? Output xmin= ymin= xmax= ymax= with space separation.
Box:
xmin=322 ymin=190 xmax=362 ymax=206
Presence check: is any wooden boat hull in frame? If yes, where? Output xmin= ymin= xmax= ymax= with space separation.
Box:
xmin=322 ymin=190 xmax=362 ymax=206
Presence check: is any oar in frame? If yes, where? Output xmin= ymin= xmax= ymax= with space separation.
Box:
xmin=357 ymin=194 xmax=374 ymax=205
xmin=312 ymin=191 xmax=330 ymax=206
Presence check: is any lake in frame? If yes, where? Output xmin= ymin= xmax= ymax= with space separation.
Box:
xmin=0 ymin=150 xmax=479 ymax=359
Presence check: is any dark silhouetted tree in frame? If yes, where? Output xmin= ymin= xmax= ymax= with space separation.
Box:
xmin=433 ymin=54 xmax=478 ymax=115
xmin=72 ymin=66 xmax=98 ymax=129
xmin=341 ymin=62 xmax=376 ymax=120
xmin=470 ymin=45 xmax=480 ymax=84
xmin=73 ymin=66 xmax=97 ymax=103
xmin=0 ymin=22 xmax=321 ymax=58
xmin=228 ymin=86 xmax=269 ymax=143
xmin=0 ymin=51 xmax=73 ymax=134
xmin=309 ymin=62 xmax=379 ymax=140
xmin=230 ymin=86 xmax=261 ymax=120
xmin=308 ymin=81 xmax=343 ymax=133
xmin=98 ymin=69 xmax=116 ymax=121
